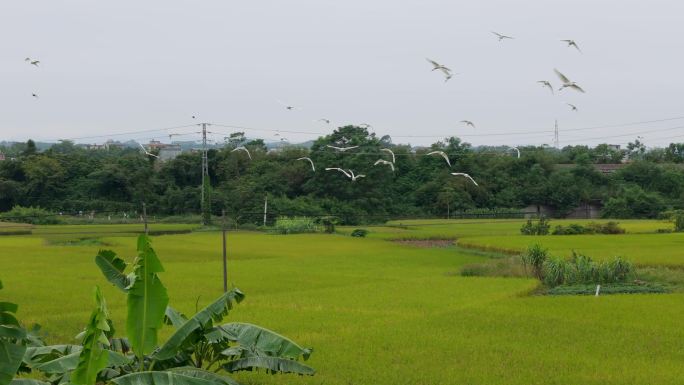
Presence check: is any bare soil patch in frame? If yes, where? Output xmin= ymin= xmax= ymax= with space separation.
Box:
xmin=393 ymin=239 xmax=455 ymax=248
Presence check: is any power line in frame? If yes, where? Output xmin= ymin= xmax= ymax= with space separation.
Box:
xmin=51 ymin=124 xmax=199 ymax=142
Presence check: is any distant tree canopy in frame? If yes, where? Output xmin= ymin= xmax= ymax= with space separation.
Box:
xmin=1 ymin=127 xmax=684 ymax=223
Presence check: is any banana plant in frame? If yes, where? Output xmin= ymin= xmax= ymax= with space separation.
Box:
xmin=8 ymin=234 xmax=315 ymax=385
xmin=94 ymin=235 xmax=315 ymax=383
xmin=1 ymin=281 xmax=27 ymax=385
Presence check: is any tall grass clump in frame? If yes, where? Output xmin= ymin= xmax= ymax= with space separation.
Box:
xmin=272 ymin=216 xmax=320 ymax=234
xmin=521 ymin=244 xmax=548 ymax=279
xmin=541 ymin=252 xmax=634 ymax=287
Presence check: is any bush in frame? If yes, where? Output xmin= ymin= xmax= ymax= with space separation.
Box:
xmin=552 ymin=223 xmax=592 ymax=235
xmin=520 ymin=216 xmax=550 ymax=235
xmin=271 ymin=216 xmax=319 ymax=234
xmin=586 ymin=221 xmax=625 ymax=234
xmin=317 ymin=216 xmax=337 ymax=233
xmin=0 ymin=205 xmax=62 ymax=225
xmin=551 ymin=222 xmax=625 ymax=235
xmin=351 ymin=229 xmax=369 ymax=237
xmin=675 ymin=212 xmax=684 ymax=232
xmin=522 ymin=244 xmax=548 ymax=279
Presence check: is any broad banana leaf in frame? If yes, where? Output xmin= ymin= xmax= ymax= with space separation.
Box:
xmin=214 ymin=323 xmax=311 ymax=360
xmin=221 ymin=356 xmax=314 ymax=375
xmin=154 ymin=289 xmax=244 ymax=361
xmin=0 ymin=280 xmax=26 ymax=385
xmin=163 ymin=307 xmax=188 ymax=330
xmin=31 ymin=350 xmax=130 ymax=374
xmin=168 ymin=368 xmax=240 ymax=385
xmin=71 ymin=286 xmax=111 ymax=385
xmin=10 ymin=379 xmax=50 ymax=385
xmin=95 ymin=250 xmax=131 ymax=292
xmin=0 ymin=342 xmax=26 ymax=385
xmin=23 ymin=345 xmax=81 ymax=367
xmin=126 ymin=235 xmax=169 ymax=358
xmin=111 ymin=370 xmax=237 ymax=385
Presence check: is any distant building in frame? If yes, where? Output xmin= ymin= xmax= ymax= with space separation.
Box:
xmin=104 ymin=140 xmax=124 ymax=150
xmin=0 ymin=153 xmax=5 ymax=161
xmin=159 ymin=144 xmax=182 ymax=161
xmin=607 ymin=144 xmax=621 ymax=151
xmin=147 ymin=140 xmax=167 ymax=150
xmin=146 ymin=140 xmax=182 ymax=161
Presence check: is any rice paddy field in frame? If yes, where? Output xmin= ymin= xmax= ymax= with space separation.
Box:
xmin=2 ymin=219 xmax=684 ymax=384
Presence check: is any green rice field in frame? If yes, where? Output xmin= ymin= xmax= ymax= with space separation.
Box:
xmin=2 ymin=219 xmax=684 ymax=384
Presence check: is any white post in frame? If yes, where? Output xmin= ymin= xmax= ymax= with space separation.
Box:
xmin=595 ymin=284 xmax=601 ymax=296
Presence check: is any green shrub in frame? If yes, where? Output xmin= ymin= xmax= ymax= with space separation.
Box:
xmin=675 ymin=212 xmax=684 ymax=232
xmin=351 ymin=229 xmax=369 ymax=237
xmin=0 ymin=205 xmax=62 ymax=225
xmin=522 ymin=244 xmax=548 ymax=279
xmin=317 ymin=216 xmax=337 ymax=233
xmin=271 ymin=216 xmax=319 ymax=234
xmin=586 ymin=221 xmax=625 ymax=234
xmin=551 ymin=222 xmax=625 ymax=235
xmin=552 ymin=223 xmax=593 ymax=235
xmin=520 ymin=216 xmax=550 ymax=235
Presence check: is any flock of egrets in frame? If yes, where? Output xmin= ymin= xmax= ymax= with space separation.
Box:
xmin=230 ymin=144 xmax=480 ymax=186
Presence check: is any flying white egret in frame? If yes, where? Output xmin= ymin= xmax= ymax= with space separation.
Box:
xmin=138 ymin=143 xmax=159 ymax=158
xmin=426 ymin=58 xmax=451 ymax=74
xmin=374 ymin=159 xmax=395 ymax=172
xmin=510 ymin=147 xmax=521 ymax=158
xmin=567 ymin=103 xmax=578 ymax=112
xmin=451 ymin=172 xmax=479 ymax=186
xmin=359 ymin=123 xmax=373 ymax=129
xmin=381 ymin=148 xmax=395 ymax=163
xmin=460 ymin=120 xmax=476 ymax=128
xmin=231 ymin=146 xmax=252 ymax=160
xmin=30 ymin=60 xmax=40 ymax=67
xmin=297 ymin=157 xmax=315 ymax=172
xmin=427 ymin=151 xmax=451 ymax=167
xmin=325 ymin=168 xmax=365 ymax=181
xmin=492 ymin=31 xmax=514 ymax=41
xmin=537 ymin=80 xmax=554 ymax=94
xmin=326 ymin=145 xmax=358 ymax=152
xmin=554 ymin=69 xmax=585 ymax=93
xmin=561 ymin=39 xmax=582 ymax=53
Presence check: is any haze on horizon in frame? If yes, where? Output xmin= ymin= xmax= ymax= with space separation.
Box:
xmin=1 ymin=0 xmax=683 ymax=148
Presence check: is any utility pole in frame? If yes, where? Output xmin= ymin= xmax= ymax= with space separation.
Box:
xmin=200 ymin=123 xmax=211 ymax=225
xmin=221 ymin=209 xmax=227 ymax=293
xmin=554 ymin=119 xmax=559 ymax=149
xmin=263 ymin=195 xmax=268 ymax=227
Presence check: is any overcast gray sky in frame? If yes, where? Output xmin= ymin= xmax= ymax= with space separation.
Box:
xmin=2 ymin=0 xmax=683 ymax=147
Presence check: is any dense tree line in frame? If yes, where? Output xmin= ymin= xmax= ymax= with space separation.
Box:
xmin=1 ymin=126 xmax=683 ymax=224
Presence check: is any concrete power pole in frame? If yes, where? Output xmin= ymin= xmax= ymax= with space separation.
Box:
xmin=554 ymin=119 xmax=559 ymax=149
xmin=263 ymin=195 xmax=268 ymax=227
xmin=200 ymin=123 xmax=210 ymax=225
